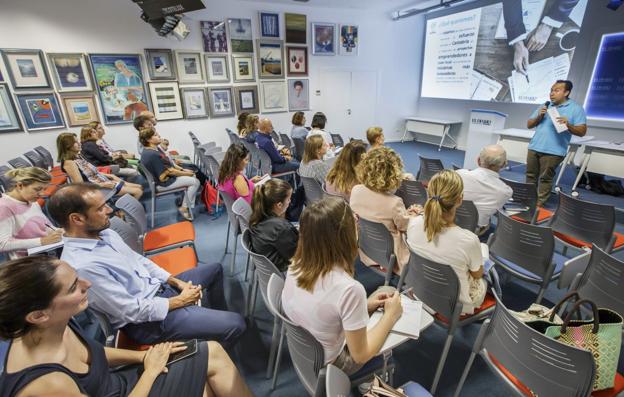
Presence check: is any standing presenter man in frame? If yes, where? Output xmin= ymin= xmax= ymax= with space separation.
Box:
xmin=526 ymin=80 xmax=587 ymax=206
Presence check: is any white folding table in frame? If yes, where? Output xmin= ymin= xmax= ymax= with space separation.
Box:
xmin=402 ymin=117 xmax=463 ymax=151
xmin=571 ymin=140 xmax=624 ymax=196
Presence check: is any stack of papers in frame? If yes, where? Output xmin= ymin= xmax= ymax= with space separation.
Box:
xmin=470 ymin=70 xmax=503 ymax=101
xmin=508 ymin=54 xmax=570 ymax=104
xmin=368 ymin=295 xmax=423 ymax=339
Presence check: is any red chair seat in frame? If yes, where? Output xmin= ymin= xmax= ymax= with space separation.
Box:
xmin=150 ymin=246 xmax=197 ymax=275
xmin=434 ymin=293 xmax=496 ymax=323
xmin=50 ymin=175 xmax=67 ymax=185
xmin=50 ymin=166 xmax=65 ymax=177
xmin=554 ymin=231 xmax=624 ymax=251
xmin=41 ymin=184 xmax=58 ymax=198
xmin=143 ymin=221 xmax=195 ymax=252
xmin=116 ymin=330 xmax=151 ymax=351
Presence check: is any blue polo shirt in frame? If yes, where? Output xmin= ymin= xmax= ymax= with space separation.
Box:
xmin=528 ymin=99 xmax=587 ymax=157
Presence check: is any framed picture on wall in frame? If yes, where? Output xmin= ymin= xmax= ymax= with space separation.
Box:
xmin=204 ymin=54 xmax=230 ymax=83
xmin=286 ymin=46 xmax=308 ymax=76
xmin=0 ymin=83 xmax=23 ymax=133
xmin=311 ymin=23 xmax=336 ymax=55
xmin=227 ymin=18 xmax=253 ymax=53
xmin=46 ymin=53 xmax=93 ymax=92
xmin=285 ymin=13 xmax=307 ymax=44
xmin=260 ymin=80 xmax=287 ymax=113
xmin=231 ymin=54 xmax=255 ymax=83
xmin=234 ymin=85 xmax=259 ymax=114
xmin=145 ymin=49 xmax=177 ymax=80
xmin=175 ymin=50 xmax=204 ymax=83
xmin=89 ymin=53 xmax=150 ymax=125
xmin=0 ymin=49 xmax=51 ymax=89
xmin=15 ymin=92 xmax=65 ymax=131
xmin=257 ymin=39 xmax=284 ymax=79
xmin=207 ymin=86 xmax=234 ymax=118
xmin=148 ymin=81 xmax=183 ymax=120
xmin=287 ymin=78 xmax=309 ymax=111
xmin=180 ymin=87 xmax=209 ymax=119
xmin=61 ymin=95 xmax=99 ymax=127
xmin=201 ymin=20 xmax=228 ymax=53
xmin=339 ymin=25 xmax=359 ymax=55
xmin=259 ymin=12 xmax=280 ymax=38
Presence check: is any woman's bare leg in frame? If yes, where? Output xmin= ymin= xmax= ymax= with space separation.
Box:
xmin=203 ymin=341 xmax=253 ymax=397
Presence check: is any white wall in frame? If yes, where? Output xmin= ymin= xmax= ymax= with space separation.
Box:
xmin=0 ymin=0 xmax=420 ymax=164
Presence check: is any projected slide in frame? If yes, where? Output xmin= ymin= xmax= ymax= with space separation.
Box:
xmin=421 ymin=0 xmax=588 ymax=104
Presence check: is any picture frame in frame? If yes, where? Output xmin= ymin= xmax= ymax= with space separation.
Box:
xmin=145 ymin=49 xmax=177 ymax=80
xmin=311 ymin=23 xmax=336 ymax=56
xmin=0 ymin=49 xmax=51 ymax=89
xmin=227 ymin=18 xmax=253 ymax=53
xmin=285 ymin=13 xmax=307 ymax=44
xmin=175 ymin=50 xmax=204 ymax=83
xmin=61 ymin=95 xmax=99 ymax=127
xmin=339 ymin=25 xmax=359 ymax=56
xmin=0 ymin=83 xmax=23 ymax=133
xmin=207 ymin=86 xmax=235 ymax=118
xmin=287 ymin=78 xmax=309 ymax=111
xmin=260 ymin=80 xmax=287 ymax=113
xmin=46 ymin=53 xmax=93 ymax=92
xmin=201 ymin=20 xmax=228 ymax=53
xmin=234 ymin=85 xmax=259 ymax=114
xmin=180 ymin=87 xmax=209 ymax=119
xmin=204 ymin=54 xmax=230 ymax=83
xmin=257 ymin=39 xmax=284 ymax=79
xmin=231 ymin=53 xmax=255 ymax=83
xmin=259 ymin=11 xmax=280 ymax=38
xmin=15 ymin=92 xmax=65 ymax=131
xmin=148 ymin=81 xmax=183 ymax=121
xmin=286 ymin=46 xmax=308 ymax=76
xmin=89 ymin=53 xmax=150 ymax=125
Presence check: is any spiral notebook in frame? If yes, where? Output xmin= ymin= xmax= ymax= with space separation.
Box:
xmin=368 ymin=295 xmax=423 ymax=339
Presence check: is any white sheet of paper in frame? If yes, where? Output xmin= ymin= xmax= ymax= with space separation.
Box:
xmin=509 ymin=56 xmax=554 ymax=104
xmin=495 ymin=0 xmax=547 ymax=40
xmin=368 ymin=295 xmax=423 ymax=339
xmin=471 ymin=70 xmax=503 ymax=101
xmin=254 ymin=174 xmax=272 ymax=186
xmin=547 ymin=106 xmax=567 ymax=133
xmin=553 ymin=53 xmax=571 ymax=81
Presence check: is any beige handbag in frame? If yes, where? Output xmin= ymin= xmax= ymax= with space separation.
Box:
xmin=363 ymin=375 xmax=408 ymax=397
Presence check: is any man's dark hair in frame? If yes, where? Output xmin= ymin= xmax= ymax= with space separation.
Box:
xmin=48 ymin=183 xmax=101 ymax=228
xmin=311 ymin=112 xmax=327 ymax=129
xmin=556 ymin=80 xmax=573 ymax=98
xmin=133 ymin=115 xmax=152 ymax=132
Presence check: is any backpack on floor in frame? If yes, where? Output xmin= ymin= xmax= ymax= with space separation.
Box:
xmin=201 ymin=182 xmax=223 ymax=215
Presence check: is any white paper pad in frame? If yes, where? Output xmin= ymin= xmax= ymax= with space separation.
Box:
xmin=27 ymin=241 xmax=64 ymax=255
xmin=368 ymin=295 xmax=423 ymax=339
xmin=547 ymin=106 xmax=568 ymax=133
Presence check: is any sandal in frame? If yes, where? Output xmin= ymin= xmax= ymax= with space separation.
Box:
xmin=178 ymin=207 xmax=193 ymax=221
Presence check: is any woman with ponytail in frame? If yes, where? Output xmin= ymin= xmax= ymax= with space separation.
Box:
xmin=249 ymin=179 xmax=298 ymax=271
xmin=406 ymin=170 xmax=486 ymax=315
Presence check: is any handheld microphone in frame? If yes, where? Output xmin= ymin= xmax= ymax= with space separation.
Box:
xmin=544 ymin=101 xmax=550 ymax=108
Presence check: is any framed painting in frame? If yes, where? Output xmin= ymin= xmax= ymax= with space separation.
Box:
xmin=312 ymin=23 xmax=336 ymax=55
xmin=175 ymin=50 xmax=204 ymax=83
xmin=227 ymin=18 xmax=253 ymax=53
xmin=201 ymin=20 xmax=228 ymax=53
xmin=285 ymin=13 xmax=307 ymax=44
xmin=286 ymin=46 xmax=308 ymax=76
xmin=234 ymin=85 xmax=259 ymax=114
xmin=89 ymin=53 xmax=150 ymax=125
xmin=204 ymin=54 xmax=230 ymax=83
xmin=61 ymin=95 xmax=99 ymax=127
xmin=145 ymin=49 xmax=177 ymax=80
xmin=180 ymin=87 xmax=209 ymax=119
xmin=0 ymin=83 xmax=23 ymax=133
xmin=260 ymin=80 xmax=287 ymax=113
xmin=148 ymin=81 xmax=183 ymax=121
xmin=46 ymin=53 xmax=93 ymax=92
xmin=231 ymin=53 xmax=255 ymax=83
xmin=257 ymin=39 xmax=284 ymax=79
xmin=207 ymin=86 xmax=234 ymax=118
xmin=0 ymin=49 xmax=51 ymax=89
xmin=15 ymin=92 xmax=65 ymax=131
xmin=287 ymin=78 xmax=309 ymax=111
xmin=259 ymin=12 xmax=279 ymax=38
xmin=340 ymin=25 xmax=359 ymax=56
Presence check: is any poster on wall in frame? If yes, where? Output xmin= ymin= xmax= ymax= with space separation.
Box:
xmin=312 ymin=23 xmax=336 ymax=55
xmin=201 ymin=21 xmax=228 ymax=53
xmin=286 ymin=46 xmax=308 ymax=76
xmin=89 ymin=54 xmax=150 ymax=125
xmin=259 ymin=12 xmax=280 ymax=38
xmin=15 ymin=92 xmax=65 ymax=131
xmin=227 ymin=18 xmax=254 ymax=53
xmin=61 ymin=95 xmax=99 ymax=127
xmin=208 ymin=86 xmax=235 ymax=117
xmin=1 ymin=49 xmax=51 ymax=89
xmin=234 ymin=85 xmax=259 ymax=114
xmin=148 ymin=82 xmax=183 ymax=121
xmin=231 ymin=54 xmax=255 ymax=82
xmin=287 ymin=78 xmax=309 ymax=111
xmin=0 ymin=83 xmax=23 ymax=132
xmin=175 ymin=50 xmax=205 ymax=83
xmin=257 ymin=40 xmax=284 ymax=79
xmin=145 ymin=49 xmax=177 ymax=80
xmin=339 ymin=25 xmax=359 ymax=55
xmin=180 ymin=87 xmax=209 ymax=119
xmin=47 ymin=53 xmax=93 ymax=92
xmin=260 ymin=80 xmax=287 ymax=113
xmin=285 ymin=13 xmax=307 ymax=44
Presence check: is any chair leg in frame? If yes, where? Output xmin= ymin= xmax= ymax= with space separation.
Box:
xmin=230 ymin=232 xmax=238 ymax=274
xmin=224 ymin=221 xmax=230 ymax=255
xmin=150 ymin=195 xmax=155 ymax=228
xmin=431 ymin=332 xmax=455 ymax=394
xmin=453 ymin=350 xmax=478 ymax=397
xmin=244 ymin=254 xmax=251 ymax=282
xmin=245 ymin=265 xmax=256 ymax=318
xmin=267 ymin=317 xmax=280 ymax=378
xmin=250 ymin=277 xmax=259 ymax=317
xmin=271 ymin=323 xmax=286 ymax=390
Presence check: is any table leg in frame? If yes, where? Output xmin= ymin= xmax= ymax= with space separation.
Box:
xmin=439 ymin=124 xmax=450 ymax=151
xmin=401 ymin=122 xmax=408 ymax=143
xmin=554 ymin=148 xmax=575 ymax=190
xmin=572 ymin=150 xmax=592 ymax=193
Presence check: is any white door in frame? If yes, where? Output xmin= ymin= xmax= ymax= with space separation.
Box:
xmin=349 ymin=70 xmax=377 ymax=140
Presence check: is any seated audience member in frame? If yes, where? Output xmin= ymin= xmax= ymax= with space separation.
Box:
xmin=48 ymin=184 xmax=246 ymax=345
xmin=324 ymin=141 xmax=367 ymax=201
xmin=89 ymin=120 xmax=137 ymax=162
xmin=57 ymin=132 xmax=143 ymax=200
xmin=133 ymin=113 xmax=156 ymax=154
xmin=241 ymin=114 xmax=259 ymax=142
xmin=282 ymin=198 xmax=403 ymax=374
xmin=0 ymin=167 xmax=63 ymax=259
xmin=218 ymin=143 xmax=264 ymax=204
xmin=291 ymin=111 xmax=308 ymax=140
xmin=139 ymin=128 xmax=200 ymax=221
xmin=308 ymin=112 xmax=335 ymax=158
xmin=457 ymin=145 xmax=513 ymax=232
xmin=406 ymin=170 xmax=486 ymax=315
xmin=0 ymin=256 xmax=253 ymax=397
xmin=366 ymin=126 xmax=384 ymax=150
xmin=249 ymin=179 xmax=298 ymax=272
xmin=160 ymin=139 xmax=191 ymax=163
xmin=256 ymin=118 xmax=300 ymax=175
xmin=159 ymin=138 xmax=208 ymax=185
xmin=299 ymin=135 xmax=331 ymax=184
xmin=236 ymin=111 xmax=250 ymax=136
xmin=350 ymin=147 xmax=419 ymax=272
xmin=80 ymin=126 xmax=138 ymax=178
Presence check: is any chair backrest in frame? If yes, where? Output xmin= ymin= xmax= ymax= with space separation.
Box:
xmin=489 ymin=211 xmax=555 ymax=279
xmin=280 ymin=133 xmax=293 ymax=149
xmin=330 ymin=133 xmax=344 ymax=147
xmin=8 ymin=157 xmax=31 ymax=169
xmin=219 ymin=189 xmax=239 ymax=234
xmin=357 ymin=218 xmax=395 ymax=268
xmin=326 ymin=364 xmax=351 ymax=397
xmin=108 ymin=216 xmax=142 ymax=254
xmin=292 ymin=137 xmax=305 ymax=161
xmin=115 ymin=194 xmax=149 ymax=235
xmin=204 ymin=155 xmax=222 ymax=181
xmin=452 ymin=163 xmax=461 ymax=171
xmin=241 ymin=230 xmax=284 ymax=306
xmin=34 ymin=146 xmax=55 ymax=169
xmin=256 ymin=148 xmax=274 ymax=176
xmin=240 ymin=140 xmax=261 ymax=170
xmin=232 ymin=197 xmax=252 ymax=234
xmin=417 ymin=155 xmax=444 ymax=182
xmin=455 ymin=200 xmax=479 ymax=233
xmin=271 ymin=130 xmax=282 ymax=144
xmin=23 ymin=150 xmax=46 ymax=169
xmin=549 ymin=192 xmax=615 ymax=250
xmin=501 ymin=177 xmax=539 ymax=223
xmin=137 ymin=163 xmax=157 ymax=193
xmin=481 ymin=294 xmax=594 ymax=397
xmin=299 ymin=175 xmax=325 ymax=205
xmin=0 ymin=165 xmax=12 ymax=193
xmin=395 ymin=179 xmax=428 ymax=207
xmin=576 ymin=245 xmax=624 ymax=319
xmin=226 ymin=128 xmax=240 ymax=146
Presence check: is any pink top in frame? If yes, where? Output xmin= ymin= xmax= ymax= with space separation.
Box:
xmin=218 ymin=172 xmax=254 ymax=204
xmin=0 ymin=195 xmax=50 ymax=259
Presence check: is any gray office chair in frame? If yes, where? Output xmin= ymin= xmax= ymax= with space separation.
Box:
xmin=453 ymin=293 xmax=595 ymax=397
xmin=109 ymin=216 xmax=142 ymax=254
xmin=395 ymin=179 xmax=428 ymax=207
xmin=8 ymin=156 xmax=31 ymax=169
xmin=271 ymin=130 xmax=282 ymax=144
xmin=300 ymin=175 xmax=326 ymax=205
xmin=226 ymin=128 xmax=240 ymax=146
xmin=23 ymin=150 xmax=46 ymax=169
xmin=232 ymin=198 xmax=253 ymax=283
xmin=257 ymin=149 xmax=298 ymax=185
xmin=280 ymin=133 xmax=294 ymax=151
xmin=357 ymin=218 xmax=397 ymax=286
xmin=292 ymin=137 xmax=305 ymax=161
xmin=0 ymin=165 xmax=12 ymax=193
xmin=454 ymin=200 xmax=479 ymax=233
xmin=326 ymin=364 xmax=431 ymax=397
xmin=416 ymin=155 xmax=444 ymax=183
xmin=240 ymin=140 xmax=261 ymax=175
xmin=33 ymin=146 xmax=55 ymax=170
xmin=137 ymin=163 xmax=190 ymax=228
xmin=501 ymin=177 xmax=553 ymax=224
xmin=330 ymin=133 xmax=344 ymax=148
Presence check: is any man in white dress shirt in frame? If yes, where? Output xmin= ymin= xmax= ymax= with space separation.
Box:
xmin=457 ymin=145 xmax=513 ymax=233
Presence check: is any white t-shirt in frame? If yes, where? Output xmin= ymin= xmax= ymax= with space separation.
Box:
xmin=456 ymin=167 xmax=513 ymax=227
xmin=406 ymin=216 xmax=485 ymax=314
xmin=282 ymin=267 xmax=369 ymax=363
